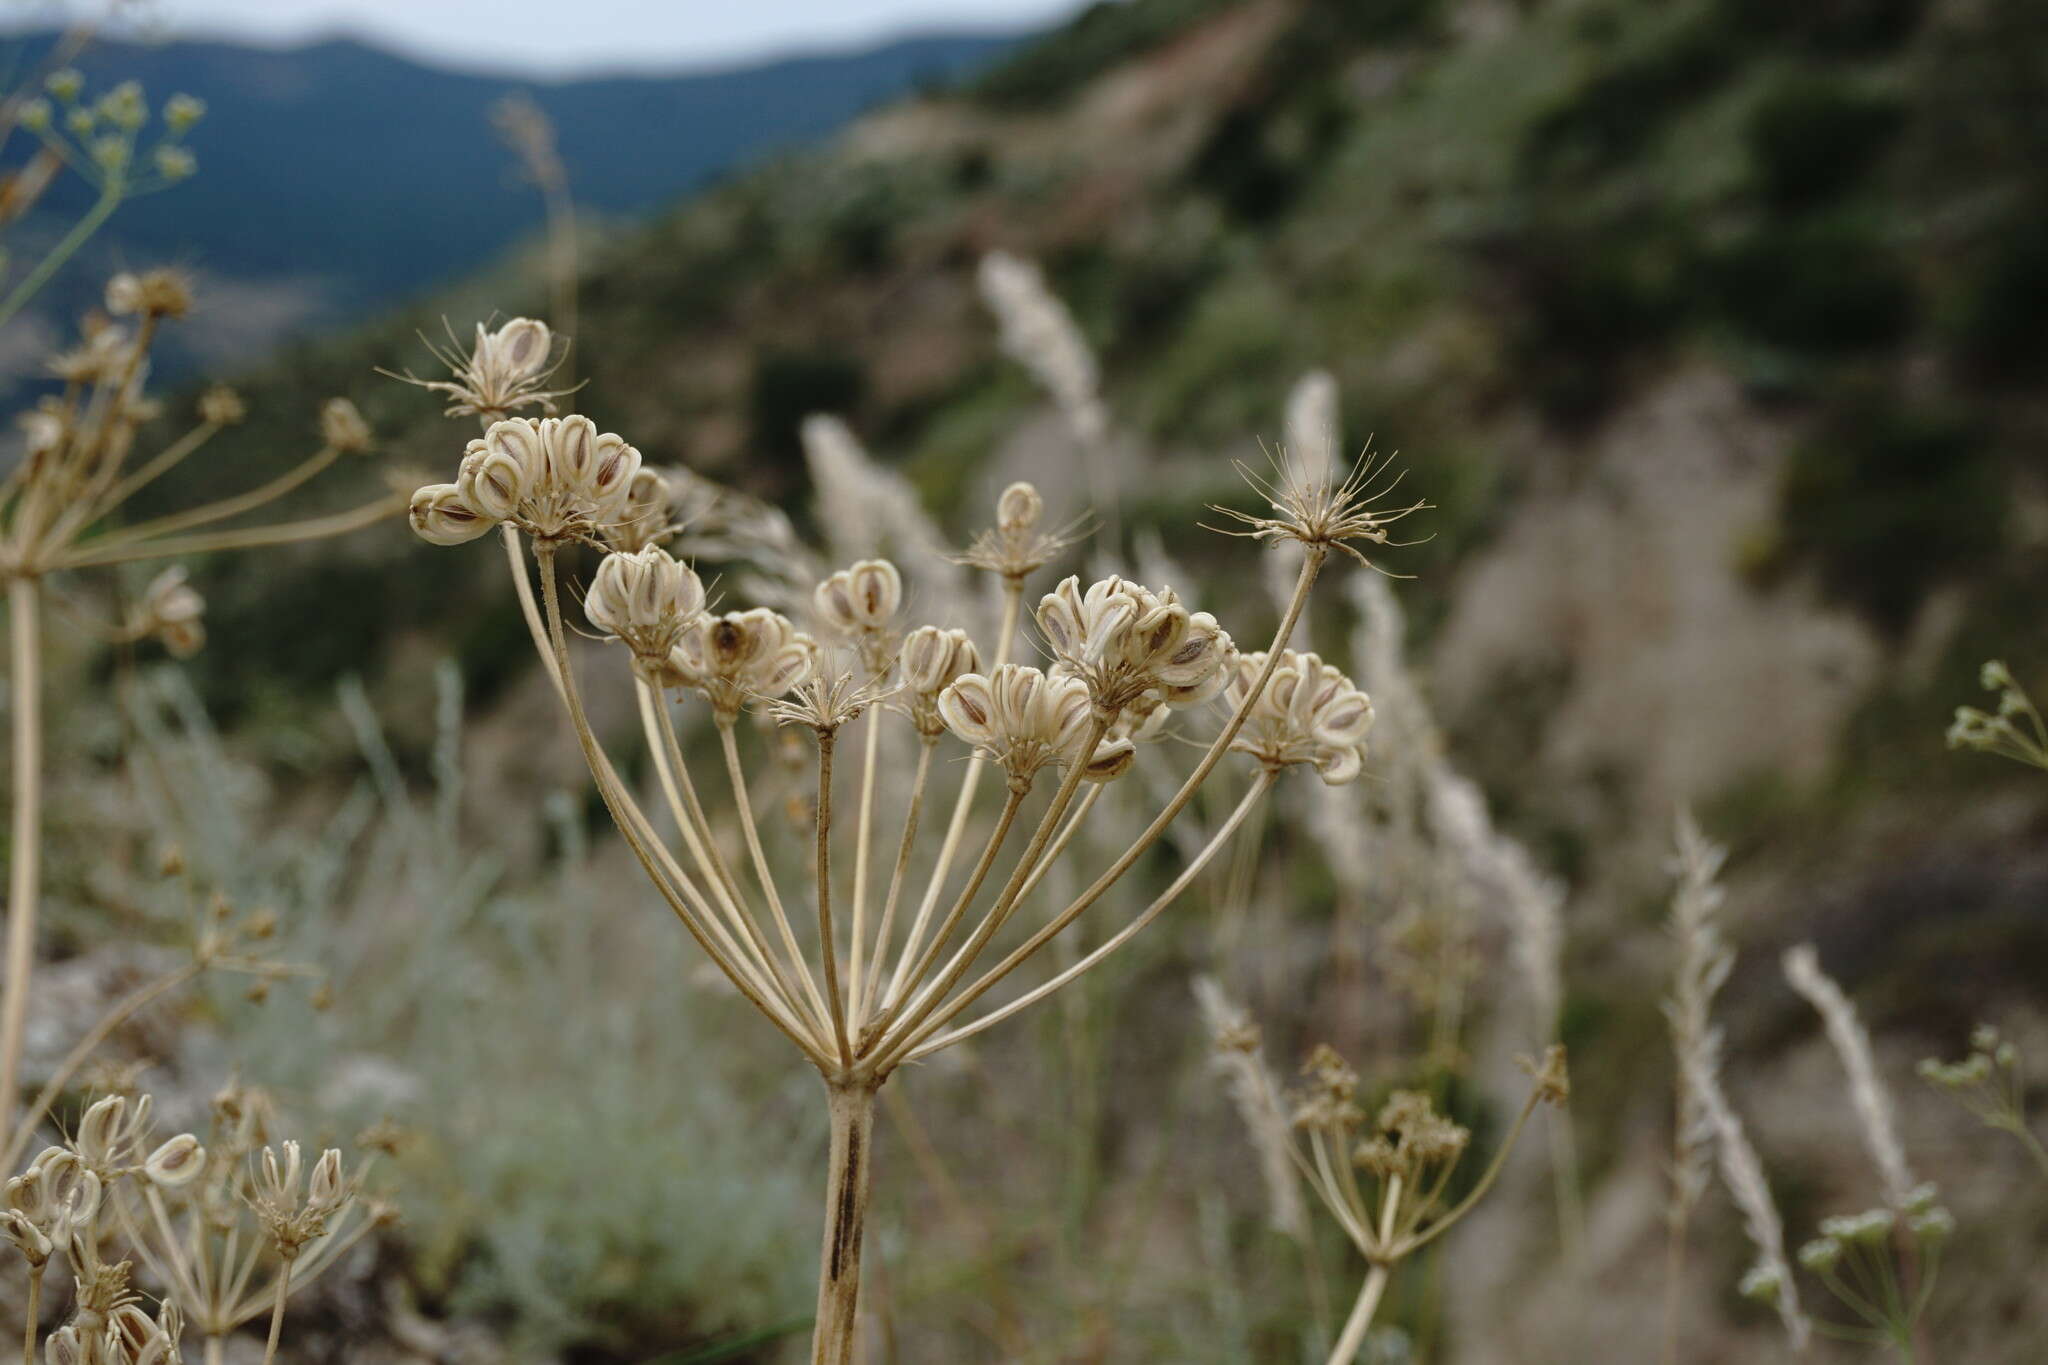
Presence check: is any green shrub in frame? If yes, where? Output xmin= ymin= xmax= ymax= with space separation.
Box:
xmin=1777 ymin=394 xmax=2004 ymax=629
xmin=1706 ymin=219 xmax=1912 ymax=352
xmin=1745 ymin=76 xmax=1904 ymax=211
xmin=748 ymin=347 xmax=867 ymax=463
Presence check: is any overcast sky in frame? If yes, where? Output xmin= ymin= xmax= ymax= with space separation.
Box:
xmin=15 ymin=0 xmax=1093 ymax=76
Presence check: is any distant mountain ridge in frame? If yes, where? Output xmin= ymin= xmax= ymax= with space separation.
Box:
xmin=1 ymin=25 xmax=1027 ymax=375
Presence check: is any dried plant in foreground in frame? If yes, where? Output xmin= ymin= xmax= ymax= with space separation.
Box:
xmin=0 ymin=273 xmax=400 ymax=1184
xmin=396 ymin=314 xmax=1417 ymax=1361
xmin=1 ymin=1081 xmax=384 ymax=1365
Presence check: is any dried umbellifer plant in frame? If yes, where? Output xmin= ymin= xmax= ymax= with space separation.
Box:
xmin=394 ymin=314 xmax=1427 ymax=1361
xmin=1 ymin=1077 xmax=386 ymax=1365
xmin=0 ymin=270 xmax=403 ymax=1183
xmin=1201 ymin=983 xmax=1567 ymax=1365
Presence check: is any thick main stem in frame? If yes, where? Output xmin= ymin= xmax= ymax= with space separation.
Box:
xmin=813 ymin=1081 xmax=879 ymax=1365
xmin=1328 ymin=1265 xmax=1389 ymax=1365
xmin=0 ymin=576 xmax=42 ymax=1136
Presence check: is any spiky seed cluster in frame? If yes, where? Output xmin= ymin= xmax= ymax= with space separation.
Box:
xmin=586 ymin=545 xmax=706 ymax=661
xmin=1222 ymin=649 xmax=1374 ymax=784
xmin=769 ymin=672 xmax=893 ymax=735
xmin=251 ymin=1140 xmax=351 ymax=1259
xmin=410 ymin=414 xmax=643 ymax=545
xmin=899 ymin=626 xmax=981 ymax=736
xmin=937 ymin=665 xmax=1106 ymax=787
xmin=388 ymin=316 xmax=573 ymax=421
xmin=1037 ymin=575 xmax=1231 ymax=715
xmin=955 ymin=480 xmax=1078 ymax=581
xmin=814 ymin=559 xmax=903 ymax=671
xmin=1214 ymin=447 xmax=1430 ymax=569
xmin=670 ymin=608 xmax=820 ymax=720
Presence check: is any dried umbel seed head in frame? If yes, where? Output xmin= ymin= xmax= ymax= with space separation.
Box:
xmin=605 ymin=465 xmax=676 ymax=552
xmin=318 ymin=397 xmax=374 ymax=453
xmin=1038 ymin=575 xmax=1231 ymax=714
xmin=1223 ymin=650 xmax=1374 ymax=784
xmin=105 ymin=268 xmax=191 ymax=319
xmin=669 ymin=608 xmax=820 ymax=719
xmin=142 ymin=1133 xmax=205 ymax=1188
xmin=427 ymin=415 xmax=643 ymax=542
xmin=814 ymin=559 xmax=903 ymax=639
xmin=1214 ymin=446 xmax=1430 ymax=569
xmin=408 ymin=483 xmax=492 ymax=546
xmin=133 ymin=565 xmax=206 ymax=659
xmin=768 ymin=671 xmax=891 ymax=735
xmin=898 ymin=625 xmax=981 ymax=736
xmin=253 ymin=1140 xmax=353 ymax=1257
xmin=586 ymin=545 xmax=706 ymax=660
xmin=388 ymin=315 xmax=574 ymax=420
xmin=938 ymin=665 xmax=1093 ymax=787
xmin=956 ymin=479 xmax=1077 ymax=580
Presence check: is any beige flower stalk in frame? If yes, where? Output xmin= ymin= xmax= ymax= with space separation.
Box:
xmin=400 ymin=303 xmax=1415 ymax=1357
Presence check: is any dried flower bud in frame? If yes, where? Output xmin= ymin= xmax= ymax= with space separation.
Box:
xmin=306 ymin=1148 xmax=346 ymax=1213
xmin=105 ymin=268 xmax=190 ymax=319
xmin=133 ymin=565 xmax=206 ymax=659
xmin=74 ymin=1096 xmax=130 ymax=1166
xmin=1223 ymin=650 xmax=1373 ymax=785
xmin=143 ymin=1134 xmax=204 ymax=1188
xmin=1038 ymin=575 xmax=1231 ymax=713
xmin=586 ymin=545 xmax=705 ymax=658
xmin=43 ymin=1325 xmax=84 ymax=1365
xmin=606 ymin=465 xmax=674 ymax=551
xmin=814 ymin=559 xmax=903 ymax=638
xmin=197 ymin=385 xmax=245 ymax=425
xmin=457 ymin=437 xmax=528 ymax=523
xmin=670 ymin=609 xmax=819 ymax=718
xmin=0 ymin=1210 xmax=50 ymax=1266
xmin=319 ymin=397 xmax=373 ymax=453
xmin=938 ymin=665 xmax=1093 ymax=786
xmin=408 ymin=483 xmax=492 ymax=546
xmin=997 ymin=481 xmax=1042 ymax=532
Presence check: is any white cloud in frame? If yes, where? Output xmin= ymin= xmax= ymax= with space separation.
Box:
xmin=23 ymin=0 xmax=1092 ymax=76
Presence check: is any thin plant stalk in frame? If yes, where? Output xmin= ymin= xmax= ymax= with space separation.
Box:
xmin=1329 ymin=1265 xmax=1389 ymax=1365
xmin=260 ymin=1259 xmax=290 ymax=1365
xmin=814 ymin=729 xmax=852 ymax=1066
xmin=0 ymin=576 xmax=41 ymax=1136
xmin=21 ymin=1263 xmax=40 ymax=1365
xmin=877 ymin=580 xmax=1023 ymax=1012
